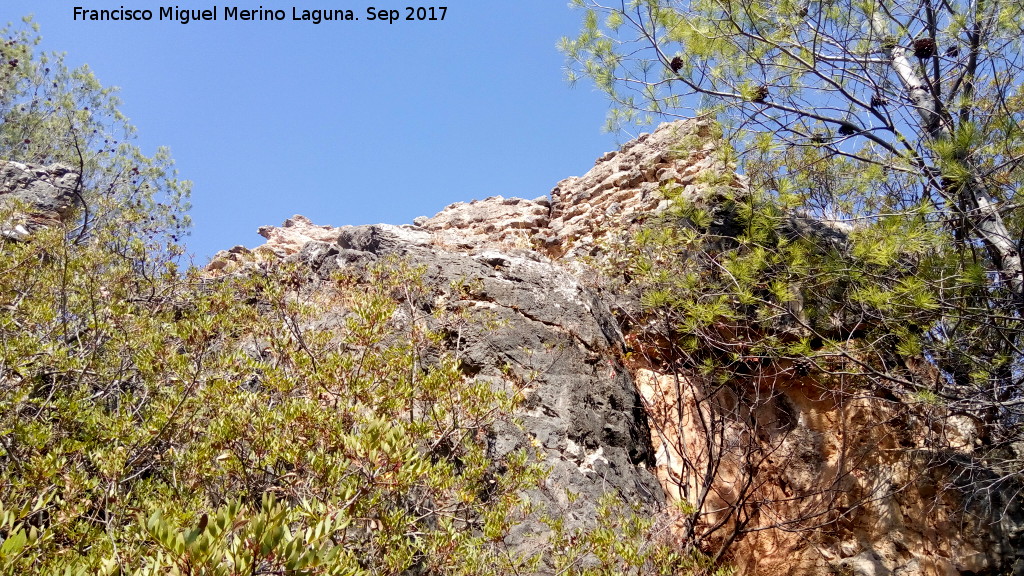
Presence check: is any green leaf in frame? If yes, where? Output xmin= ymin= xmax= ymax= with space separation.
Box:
xmin=1 ymin=530 xmax=27 ymax=556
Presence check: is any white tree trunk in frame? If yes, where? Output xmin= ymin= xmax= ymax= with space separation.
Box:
xmin=872 ymin=12 xmax=1024 ymax=298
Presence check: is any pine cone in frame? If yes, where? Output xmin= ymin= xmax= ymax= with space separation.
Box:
xmin=914 ymin=37 xmax=936 ymax=59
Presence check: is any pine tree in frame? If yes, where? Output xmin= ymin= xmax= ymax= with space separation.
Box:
xmin=563 ymin=0 xmax=1024 ymax=563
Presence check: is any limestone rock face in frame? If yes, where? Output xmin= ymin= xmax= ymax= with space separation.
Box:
xmin=416 ymin=196 xmax=550 ymax=252
xmin=256 ymin=214 xmax=340 ymax=255
xmin=0 ymin=160 xmax=80 ymax=239
xmin=294 ymin=225 xmax=664 ymax=551
xmin=408 ymin=118 xmax=732 ymax=260
xmin=637 ymin=367 xmax=1024 ymax=576
xmin=218 ymin=119 xmax=1023 ymax=576
xmin=232 ymin=118 xmax=727 ymax=264
xmin=543 ymin=118 xmax=728 ymax=259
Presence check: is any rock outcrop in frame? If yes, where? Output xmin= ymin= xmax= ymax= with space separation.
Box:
xmin=211 ymin=119 xmax=1023 ymax=576
xmin=417 ymin=118 xmax=731 ymax=260
xmin=296 ymin=224 xmax=664 ymax=550
xmin=215 ymin=118 xmax=727 ymax=264
xmin=637 ymin=366 xmax=1024 ymax=576
xmin=0 ymin=160 xmax=80 ymax=239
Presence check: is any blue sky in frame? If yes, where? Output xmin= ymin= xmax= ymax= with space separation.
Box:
xmin=3 ymin=2 xmax=624 ymax=262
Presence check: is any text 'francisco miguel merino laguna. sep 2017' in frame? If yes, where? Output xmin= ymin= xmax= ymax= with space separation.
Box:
xmin=72 ymin=6 xmax=448 ymax=24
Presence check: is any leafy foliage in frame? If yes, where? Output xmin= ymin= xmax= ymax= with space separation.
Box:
xmin=0 ymin=223 xmax=551 ymax=574
xmin=589 ymin=141 xmax=1024 ymax=566
xmin=563 ymin=0 xmax=1024 ymax=440
xmin=561 ymin=0 xmax=1024 ymax=324
xmin=565 ymin=0 xmax=1024 ymax=562
xmin=0 ymin=18 xmax=694 ymax=576
xmin=0 ymin=16 xmax=189 ymax=260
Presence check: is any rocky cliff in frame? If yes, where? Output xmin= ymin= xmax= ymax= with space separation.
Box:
xmin=212 ymin=119 xmax=1022 ymax=576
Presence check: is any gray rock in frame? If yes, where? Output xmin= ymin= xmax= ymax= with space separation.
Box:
xmin=0 ymin=160 xmax=80 ymax=239
xmin=307 ymin=224 xmax=664 ymax=552
xmin=0 ymin=160 xmax=80 ymax=219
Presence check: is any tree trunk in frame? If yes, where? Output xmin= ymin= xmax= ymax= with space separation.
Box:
xmin=872 ymin=12 xmax=1024 ymax=301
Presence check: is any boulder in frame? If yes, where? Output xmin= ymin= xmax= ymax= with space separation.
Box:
xmin=0 ymin=160 xmax=80 ymax=239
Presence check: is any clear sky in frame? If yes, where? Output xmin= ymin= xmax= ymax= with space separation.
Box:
xmin=3 ymin=2 xmax=626 ymax=262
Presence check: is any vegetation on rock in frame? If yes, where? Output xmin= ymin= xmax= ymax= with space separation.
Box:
xmin=0 ymin=18 xmax=693 ymax=576
xmin=564 ymin=0 xmax=1024 ymax=569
